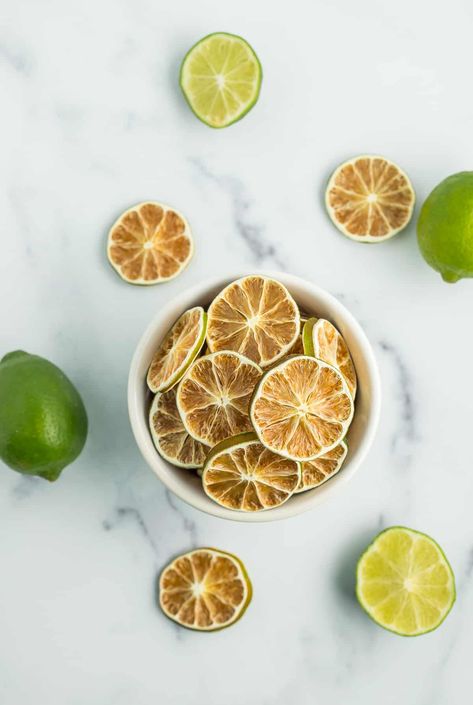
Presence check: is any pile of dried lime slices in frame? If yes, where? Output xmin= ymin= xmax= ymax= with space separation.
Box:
xmin=147 ymin=275 xmax=357 ymax=513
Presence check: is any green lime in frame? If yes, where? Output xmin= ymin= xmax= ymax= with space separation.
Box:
xmin=356 ymin=526 xmax=455 ymax=636
xmin=417 ymin=172 xmax=473 ymax=282
xmin=0 ymin=351 xmax=88 ymax=481
xmin=179 ymin=32 xmax=262 ymax=128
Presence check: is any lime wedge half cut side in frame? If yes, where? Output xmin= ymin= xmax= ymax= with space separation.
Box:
xmin=179 ymin=32 xmax=262 ymax=128
xmin=356 ymin=526 xmax=455 ymax=636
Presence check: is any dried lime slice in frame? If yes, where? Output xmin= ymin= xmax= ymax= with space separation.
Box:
xmin=147 ymin=307 xmax=207 ymax=393
xmin=107 ymin=202 xmax=193 ymax=284
xmin=149 ymin=388 xmax=207 ymax=469
xmin=202 ymin=432 xmax=300 ymax=512
xmin=207 ymin=275 xmax=300 ymax=367
xmin=159 ymin=547 xmax=252 ymax=631
xmin=250 ymin=355 xmax=354 ymax=461
xmin=303 ymin=318 xmax=357 ymax=398
xmin=296 ymin=441 xmax=347 ymax=492
xmin=176 ymin=351 xmax=261 ymax=447
xmin=325 ymin=155 xmax=415 ymax=243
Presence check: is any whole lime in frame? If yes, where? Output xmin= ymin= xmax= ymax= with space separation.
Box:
xmin=417 ymin=172 xmax=473 ymax=283
xmin=0 ymin=351 xmax=88 ymax=481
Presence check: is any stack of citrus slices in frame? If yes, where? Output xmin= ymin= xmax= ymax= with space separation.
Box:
xmin=147 ymin=275 xmax=357 ymax=513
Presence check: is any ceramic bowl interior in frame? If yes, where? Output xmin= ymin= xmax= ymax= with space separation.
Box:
xmin=128 ymin=271 xmax=381 ymax=522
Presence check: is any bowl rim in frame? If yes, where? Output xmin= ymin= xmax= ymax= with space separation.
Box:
xmin=128 ymin=270 xmax=381 ymax=522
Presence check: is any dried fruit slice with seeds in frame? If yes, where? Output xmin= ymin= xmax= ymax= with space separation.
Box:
xmin=250 ymin=355 xmax=354 ymax=461
xmin=296 ymin=440 xmax=347 ymax=493
xmin=177 ymin=351 xmax=262 ymax=447
xmin=107 ymin=202 xmax=193 ymax=284
xmin=325 ymin=156 xmax=415 ymax=243
xmin=202 ymin=432 xmax=300 ymax=511
xmin=207 ymin=275 xmax=300 ymax=367
xmin=356 ymin=527 xmax=455 ymax=636
xmin=303 ymin=318 xmax=357 ymax=398
xmin=149 ymin=388 xmax=207 ymax=469
xmin=159 ymin=547 xmax=252 ymax=631
xmin=147 ymin=307 xmax=207 ymax=393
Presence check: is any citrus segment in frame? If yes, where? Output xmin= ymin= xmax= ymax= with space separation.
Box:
xmin=179 ymin=32 xmax=262 ymax=128
xmin=207 ymin=276 xmax=300 ymax=367
xmin=107 ymin=202 xmax=193 ymax=284
xmin=250 ymin=355 xmax=354 ymax=461
xmin=149 ymin=388 xmax=207 ymax=469
xmin=147 ymin=307 xmax=206 ymax=393
xmin=202 ymin=432 xmax=300 ymax=511
xmin=177 ymin=352 xmax=261 ymax=447
xmin=308 ymin=318 xmax=357 ymax=398
xmin=296 ymin=440 xmax=347 ymax=492
xmin=159 ymin=548 xmax=252 ymax=631
xmin=325 ymin=156 xmax=415 ymax=242
xmin=356 ymin=527 xmax=455 ymax=636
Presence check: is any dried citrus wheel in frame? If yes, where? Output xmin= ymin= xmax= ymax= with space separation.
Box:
xmin=325 ymin=155 xmax=415 ymax=242
xmin=177 ymin=351 xmax=261 ymax=447
xmin=207 ymin=276 xmax=300 ymax=367
xmin=296 ymin=440 xmax=347 ymax=493
xmin=159 ymin=547 xmax=252 ymax=631
xmin=147 ymin=307 xmax=206 ymax=393
xmin=250 ymin=355 xmax=354 ymax=461
xmin=149 ymin=388 xmax=207 ymax=469
xmin=107 ymin=202 xmax=193 ymax=284
xmin=202 ymin=432 xmax=300 ymax=511
xmin=303 ymin=318 xmax=357 ymax=398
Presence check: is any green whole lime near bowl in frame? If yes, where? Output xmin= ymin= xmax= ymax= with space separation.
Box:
xmin=417 ymin=172 xmax=473 ymax=283
xmin=0 ymin=351 xmax=88 ymax=481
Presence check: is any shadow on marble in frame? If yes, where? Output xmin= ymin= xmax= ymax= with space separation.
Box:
xmin=333 ymin=525 xmax=382 ymax=607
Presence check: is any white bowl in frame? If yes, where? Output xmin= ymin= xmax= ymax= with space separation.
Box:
xmin=128 ymin=271 xmax=381 ymax=522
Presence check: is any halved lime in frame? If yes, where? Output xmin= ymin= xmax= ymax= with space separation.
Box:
xmin=179 ymin=32 xmax=262 ymax=128
xmin=356 ymin=527 xmax=455 ymax=636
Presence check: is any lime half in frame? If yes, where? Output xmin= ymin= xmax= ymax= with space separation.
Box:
xmin=356 ymin=527 xmax=455 ymax=636
xmin=180 ymin=32 xmax=262 ymax=128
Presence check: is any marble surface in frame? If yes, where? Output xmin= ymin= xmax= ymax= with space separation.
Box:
xmin=1 ymin=0 xmax=473 ymax=703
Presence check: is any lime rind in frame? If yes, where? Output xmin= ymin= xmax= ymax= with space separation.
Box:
xmin=302 ymin=317 xmax=317 ymax=356
xmin=179 ymin=31 xmax=262 ymax=129
xmin=356 ymin=526 xmax=456 ymax=637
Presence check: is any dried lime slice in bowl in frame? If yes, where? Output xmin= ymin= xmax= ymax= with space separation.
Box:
xmin=147 ymin=307 xmax=207 ymax=393
xmin=202 ymin=432 xmax=301 ymax=512
xmin=356 ymin=527 xmax=455 ymax=636
xmin=149 ymin=388 xmax=207 ymax=469
xmin=180 ymin=32 xmax=262 ymax=128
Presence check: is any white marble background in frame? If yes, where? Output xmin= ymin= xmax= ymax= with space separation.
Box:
xmin=1 ymin=0 xmax=473 ymax=703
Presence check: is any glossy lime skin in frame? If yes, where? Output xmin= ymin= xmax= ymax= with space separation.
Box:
xmin=417 ymin=172 xmax=473 ymax=282
xmin=0 ymin=351 xmax=88 ymax=481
